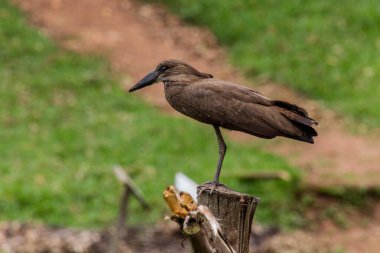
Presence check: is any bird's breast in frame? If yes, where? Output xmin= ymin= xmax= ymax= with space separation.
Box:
xmin=164 ymin=82 xmax=213 ymax=124
xmin=164 ymin=83 xmax=191 ymax=113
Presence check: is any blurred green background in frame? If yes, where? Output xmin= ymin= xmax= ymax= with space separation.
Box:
xmin=0 ymin=0 xmax=299 ymax=228
xmin=0 ymin=0 xmax=379 ymax=233
xmin=160 ymin=0 xmax=380 ymax=127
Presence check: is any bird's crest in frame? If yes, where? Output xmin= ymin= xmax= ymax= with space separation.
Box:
xmin=158 ymin=59 xmax=213 ymax=79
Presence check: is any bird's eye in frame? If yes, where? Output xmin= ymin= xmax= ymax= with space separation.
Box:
xmin=159 ymin=65 xmax=168 ymax=72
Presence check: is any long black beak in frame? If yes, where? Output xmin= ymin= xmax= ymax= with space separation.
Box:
xmin=129 ymin=70 xmax=158 ymax=92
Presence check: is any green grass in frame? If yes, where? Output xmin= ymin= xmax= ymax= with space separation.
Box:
xmin=159 ymin=0 xmax=380 ymax=127
xmin=0 ymin=0 xmax=301 ymax=228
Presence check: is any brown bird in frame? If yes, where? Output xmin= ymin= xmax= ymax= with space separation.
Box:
xmin=129 ymin=60 xmax=318 ymax=189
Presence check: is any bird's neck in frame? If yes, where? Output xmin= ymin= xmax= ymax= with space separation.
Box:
xmin=163 ymin=80 xmax=189 ymax=102
xmin=162 ymin=74 xmax=203 ymax=85
xmin=163 ymin=80 xmax=188 ymax=91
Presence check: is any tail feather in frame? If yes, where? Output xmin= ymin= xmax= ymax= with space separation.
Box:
xmin=280 ymin=111 xmax=317 ymax=127
xmin=287 ymin=134 xmax=315 ymax=144
xmin=273 ymin=100 xmax=309 ymax=116
xmin=274 ymin=100 xmax=318 ymax=126
xmin=273 ymin=100 xmax=318 ymax=143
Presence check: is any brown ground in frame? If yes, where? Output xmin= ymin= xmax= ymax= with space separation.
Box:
xmin=2 ymin=215 xmax=380 ymax=253
xmin=12 ymin=0 xmax=380 ymax=252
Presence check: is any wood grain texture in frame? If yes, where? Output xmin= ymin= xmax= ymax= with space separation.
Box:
xmin=190 ymin=184 xmax=259 ymax=253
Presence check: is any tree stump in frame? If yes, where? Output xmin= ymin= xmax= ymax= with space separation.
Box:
xmin=190 ymin=184 xmax=259 ymax=253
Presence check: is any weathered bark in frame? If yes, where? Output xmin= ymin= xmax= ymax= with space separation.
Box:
xmin=190 ymin=184 xmax=259 ymax=253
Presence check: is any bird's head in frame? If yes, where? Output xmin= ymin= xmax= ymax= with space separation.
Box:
xmin=129 ymin=59 xmax=213 ymax=92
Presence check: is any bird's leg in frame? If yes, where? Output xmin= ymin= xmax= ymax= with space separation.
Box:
xmin=199 ymin=126 xmax=227 ymax=195
xmin=213 ymin=125 xmax=227 ymax=185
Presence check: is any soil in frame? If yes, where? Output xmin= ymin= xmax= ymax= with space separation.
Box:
xmin=0 ymin=222 xmax=187 ymax=253
xmin=2 ymin=217 xmax=379 ymax=253
xmin=12 ymin=0 xmax=380 ymax=252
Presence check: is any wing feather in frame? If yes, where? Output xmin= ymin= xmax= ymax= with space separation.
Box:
xmin=180 ymin=79 xmax=317 ymax=142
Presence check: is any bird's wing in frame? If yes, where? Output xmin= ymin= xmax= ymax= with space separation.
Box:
xmin=185 ymin=79 xmax=316 ymax=141
xmin=192 ymin=79 xmax=273 ymax=105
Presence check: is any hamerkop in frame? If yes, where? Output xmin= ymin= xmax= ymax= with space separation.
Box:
xmin=129 ymin=60 xmax=318 ymax=189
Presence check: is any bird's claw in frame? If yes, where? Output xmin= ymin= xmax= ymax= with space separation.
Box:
xmin=198 ymin=181 xmax=226 ymax=196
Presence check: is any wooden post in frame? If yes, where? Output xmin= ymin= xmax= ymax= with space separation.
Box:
xmin=109 ymin=166 xmax=150 ymax=253
xmin=116 ymin=185 xmax=131 ymax=238
xmin=191 ymin=184 xmax=259 ymax=253
xmin=113 ymin=166 xmax=150 ymax=210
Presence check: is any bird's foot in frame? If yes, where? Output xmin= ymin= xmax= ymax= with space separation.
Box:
xmin=198 ymin=181 xmax=226 ymax=196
